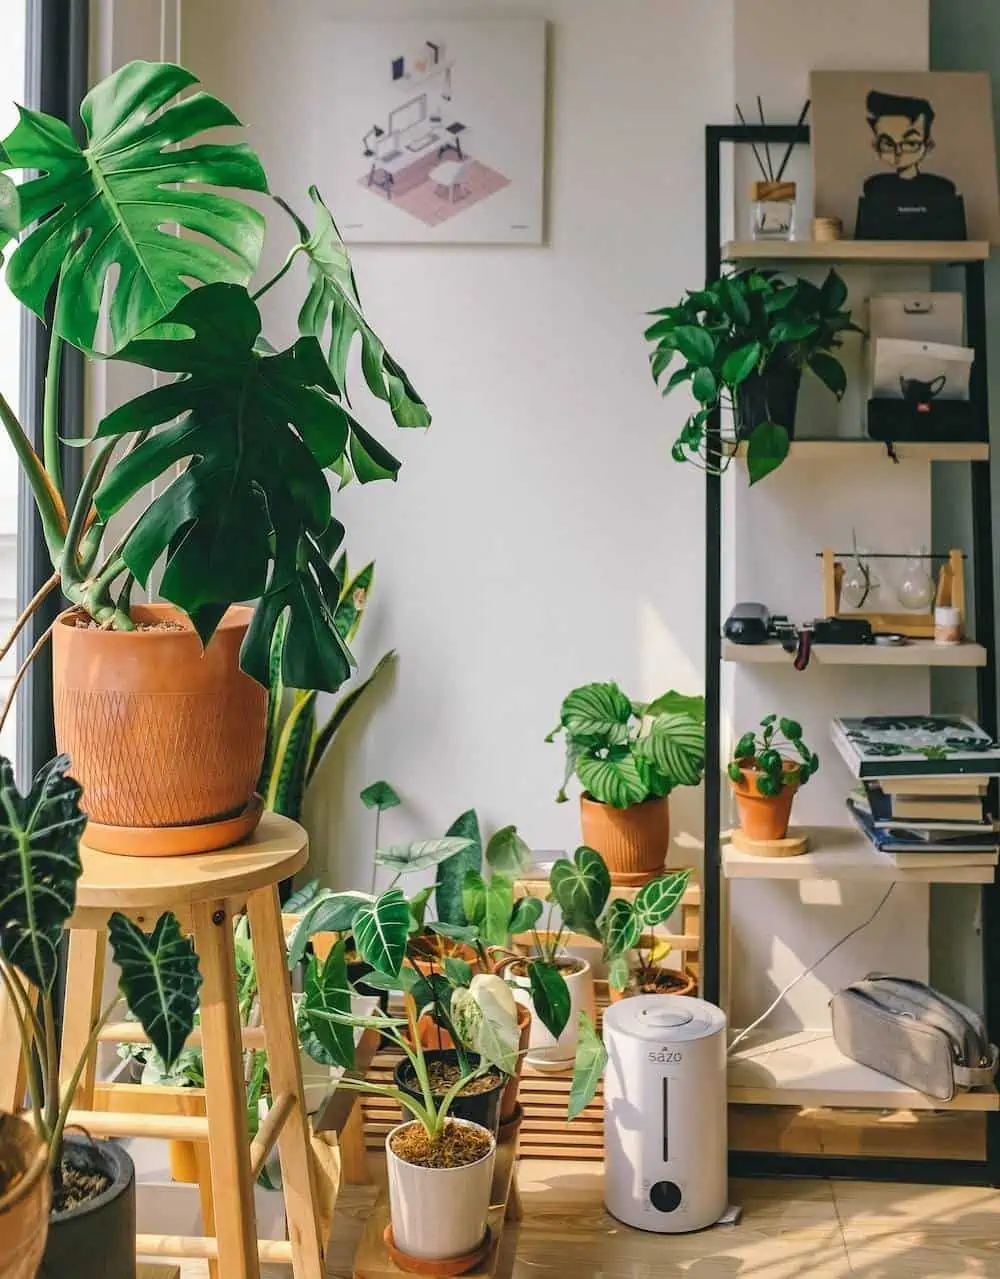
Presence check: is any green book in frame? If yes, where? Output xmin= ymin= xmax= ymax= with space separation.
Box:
xmin=832 ymin=715 xmax=1000 ymax=780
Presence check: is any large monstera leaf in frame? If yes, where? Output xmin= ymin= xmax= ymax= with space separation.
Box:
xmin=281 ymin=185 xmax=431 ymax=450
xmin=0 ymin=60 xmax=268 ymax=354
xmin=0 ymin=755 xmax=86 ymax=993
xmin=108 ymin=911 xmax=202 ymax=1071
xmin=92 ymin=282 xmax=358 ymax=691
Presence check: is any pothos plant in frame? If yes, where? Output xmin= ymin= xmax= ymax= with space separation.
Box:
xmin=644 ymin=269 xmax=859 ymax=485
xmin=0 ymin=756 xmax=200 ymax=1186
xmin=728 ymin=715 xmax=820 ymax=794
xmin=548 ymin=684 xmax=706 ymax=809
xmin=0 ymin=59 xmax=428 ymax=695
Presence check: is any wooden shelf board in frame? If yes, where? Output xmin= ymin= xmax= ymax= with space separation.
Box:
xmin=728 ymin=1027 xmax=1000 ymax=1111
xmin=722 ymin=639 xmax=988 ymax=668
xmin=733 ymin=439 xmax=988 ymax=463
xmin=722 ymin=824 xmax=996 ymax=884
xmin=518 ymin=867 xmax=701 ymax=906
xmin=723 ymin=239 xmax=990 ymax=264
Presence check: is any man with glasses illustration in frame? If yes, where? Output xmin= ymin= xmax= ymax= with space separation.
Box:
xmin=863 ymin=89 xmax=957 ymax=200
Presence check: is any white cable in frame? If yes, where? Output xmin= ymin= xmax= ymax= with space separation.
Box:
xmin=727 ymin=883 xmax=896 ymax=1055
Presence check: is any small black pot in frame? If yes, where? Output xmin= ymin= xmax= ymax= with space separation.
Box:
xmin=41 ymin=1137 xmax=135 ymax=1279
xmin=394 ymin=1051 xmax=505 ymax=1136
xmin=735 ymin=365 xmax=802 ymax=440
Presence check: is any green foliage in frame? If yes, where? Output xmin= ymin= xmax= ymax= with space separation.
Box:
xmin=528 ymin=960 xmax=571 ymax=1040
xmin=360 ymin=780 xmax=401 ymax=812
xmin=549 ymin=847 xmax=611 ymax=940
xmin=285 ymin=889 xmax=369 ymax=968
xmin=485 ymin=824 xmax=533 ymax=875
xmin=568 ymin=1013 xmax=608 ymax=1120
xmin=549 ymin=682 xmax=705 ymax=809
xmin=634 ymin=869 xmax=691 ymax=927
xmin=435 ymin=810 xmax=483 ymax=927
xmin=108 ymin=912 xmax=202 ymax=1071
xmin=729 ymin=714 xmax=820 ymax=790
xmin=352 ymin=888 xmax=411 ymax=977
xmin=297 ymin=940 xmax=354 ymax=1069
xmin=645 ymin=269 xmax=860 ymax=484
xmin=374 ymin=837 xmax=475 ymax=874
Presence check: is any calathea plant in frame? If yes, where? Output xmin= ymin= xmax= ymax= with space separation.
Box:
xmin=0 ymin=756 xmax=200 ymax=1187
xmin=0 ymin=60 xmax=428 ymax=692
xmin=645 ymin=269 xmax=859 ymax=485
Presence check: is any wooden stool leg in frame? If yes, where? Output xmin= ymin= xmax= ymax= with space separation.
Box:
xmin=192 ymin=900 xmax=260 ymax=1279
xmin=194 ymin=1142 xmax=220 ymax=1279
xmin=247 ymin=885 xmax=325 ymax=1278
xmin=59 ymin=928 xmax=106 ymax=1107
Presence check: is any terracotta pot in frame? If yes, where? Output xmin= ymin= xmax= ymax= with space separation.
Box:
xmin=608 ymin=966 xmax=697 ymax=1003
xmin=499 ymin=1004 xmax=532 ymax=1122
xmin=579 ymin=794 xmax=670 ymax=884
xmin=731 ymin=765 xmax=799 ymax=842
xmin=52 ymin=603 xmax=267 ymax=848
xmin=0 ymin=1114 xmax=49 ymax=1279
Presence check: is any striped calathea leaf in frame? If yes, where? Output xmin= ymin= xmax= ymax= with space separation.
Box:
xmin=108 ymin=912 xmax=202 ymax=1071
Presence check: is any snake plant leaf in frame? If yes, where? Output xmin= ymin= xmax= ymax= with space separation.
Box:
xmin=635 ymin=714 xmax=705 ymax=789
xmin=353 ymin=888 xmax=410 ymax=977
xmin=336 ymin=561 xmax=374 ymax=644
xmin=305 ymin=650 xmax=396 ymax=786
xmin=435 ymin=810 xmax=483 ymax=928
xmin=0 ymin=755 xmax=86 ymax=992
xmin=298 ymin=940 xmax=355 ymax=1070
xmin=1 ymin=59 xmax=268 ymax=354
xmin=108 ymin=911 xmax=202 ymax=1070
xmin=285 ymin=890 xmax=371 ymax=969
xmin=527 ymin=959 xmax=571 ymax=1041
xmin=568 ymin=1013 xmax=608 ymax=1120
xmin=92 ymin=282 xmax=355 ymax=690
xmin=266 ymin=690 xmax=316 ymax=821
xmin=550 ymin=846 xmax=610 ymax=940
xmin=576 ymin=746 xmax=647 ymax=809
xmin=634 ymin=869 xmax=691 ymax=928
xmin=485 ymin=825 xmax=533 ymax=876
xmin=374 ymin=837 xmax=474 ymax=874
xmin=557 ymin=682 xmax=633 ymax=748
xmin=360 ymin=780 xmax=401 ymax=812
xmin=280 ymin=185 xmax=430 ymax=430
xmin=602 ymin=898 xmax=640 ymax=958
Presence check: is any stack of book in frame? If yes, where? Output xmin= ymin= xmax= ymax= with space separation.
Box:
xmin=831 ymin=714 xmax=1000 ymax=871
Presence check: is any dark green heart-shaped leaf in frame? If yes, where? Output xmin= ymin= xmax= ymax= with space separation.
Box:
xmin=602 ymin=898 xmax=640 ymax=958
xmin=634 ymin=869 xmax=690 ymax=927
xmin=109 ymin=911 xmax=202 ymax=1071
xmin=485 ymin=825 xmax=532 ymax=875
xmin=568 ymin=1013 xmax=607 ymax=1120
xmin=722 ymin=341 xmax=762 ymax=387
xmin=286 ymin=890 xmax=370 ymax=969
xmin=559 ymin=683 xmax=633 ymax=748
xmin=528 ymin=960 xmax=570 ymax=1040
xmin=692 ymin=366 xmax=717 ymax=404
xmin=353 ymin=888 xmax=410 ymax=977
xmin=298 ymin=940 xmax=355 ymax=1069
xmin=435 ymin=810 xmax=483 ymax=927
xmin=550 ymin=847 xmax=610 ymax=939
xmin=808 ymin=351 xmax=847 ymax=400
xmin=2 ymin=59 xmax=268 ymax=353
xmin=672 ymin=325 xmax=715 ymax=366
xmin=509 ymin=895 xmax=543 ymax=937
xmin=0 ymin=755 xmax=86 ymax=992
xmin=746 ymin=421 xmax=791 ymax=486
xmin=360 ymin=780 xmax=401 ymax=812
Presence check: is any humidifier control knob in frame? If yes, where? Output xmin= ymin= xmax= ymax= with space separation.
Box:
xmin=649 ymin=1180 xmax=683 ymax=1213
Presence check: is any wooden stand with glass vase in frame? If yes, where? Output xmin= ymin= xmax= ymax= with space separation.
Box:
xmin=822 ymin=546 xmax=966 ymax=639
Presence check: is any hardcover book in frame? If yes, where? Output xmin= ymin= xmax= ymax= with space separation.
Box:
xmin=847 ymin=797 xmax=1000 ymax=854
xmin=862 ymin=783 xmax=990 ymax=828
xmin=832 ymin=715 xmax=1000 ymax=780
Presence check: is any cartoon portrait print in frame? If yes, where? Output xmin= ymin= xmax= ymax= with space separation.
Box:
xmin=863 ymin=90 xmax=958 ymax=201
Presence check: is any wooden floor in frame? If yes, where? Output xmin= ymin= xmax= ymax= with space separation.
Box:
xmin=166 ymin=1159 xmax=1000 ymax=1277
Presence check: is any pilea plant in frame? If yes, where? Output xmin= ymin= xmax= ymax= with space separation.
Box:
xmin=0 ymin=59 xmax=428 ymax=693
xmin=644 ymin=269 xmax=860 ymax=485
xmin=728 ymin=715 xmax=820 ymax=794
xmin=548 ymin=684 xmax=706 ymax=809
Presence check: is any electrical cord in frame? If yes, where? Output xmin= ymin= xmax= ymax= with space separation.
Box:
xmin=727 ymin=883 xmax=896 ymax=1055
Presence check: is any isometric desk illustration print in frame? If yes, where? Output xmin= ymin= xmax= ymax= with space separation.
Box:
xmin=329 ymin=21 xmax=545 ymax=244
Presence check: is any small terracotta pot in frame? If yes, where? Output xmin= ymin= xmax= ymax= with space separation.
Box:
xmin=52 ymin=603 xmax=267 ymax=849
xmin=0 ymin=1113 xmax=49 ymax=1279
xmin=500 ymin=1004 xmax=532 ymax=1122
xmin=579 ymin=794 xmax=670 ymax=884
xmin=608 ymin=967 xmax=697 ymax=1003
xmin=731 ymin=765 xmax=799 ymax=842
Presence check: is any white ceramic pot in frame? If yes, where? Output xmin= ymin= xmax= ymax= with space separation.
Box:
xmin=510 ymin=957 xmax=595 ymax=1072
xmin=385 ymin=1119 xmax=496 ymax=1262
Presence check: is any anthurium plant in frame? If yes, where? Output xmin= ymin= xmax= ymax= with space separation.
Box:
xmin=598 ymin=868 xmax=691 ymax=994
xmin=0 ymin=756 xmax=200 ymax=1187
xmin=644 ymin=269 xmax=859 ymax=485
xmin=0 ymin=60 xmax=429 ymax=693
xmin=548 ymin=684 xmax=706 ymax=809
xmin=728 ymin=715 xmax=819 ymax=794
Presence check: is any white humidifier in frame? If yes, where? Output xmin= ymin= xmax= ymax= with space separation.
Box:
xmin=603 ymin=994 xmax=727 ymax=1233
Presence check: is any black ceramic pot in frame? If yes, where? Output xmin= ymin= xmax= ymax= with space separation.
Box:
xmin=40 ymin=1137 xmax=135 ymax=1279
xmin=394 ymin=1051 xmax=505 ymax=1136
xmin=736 ymin=365 xmax=802 ymax=440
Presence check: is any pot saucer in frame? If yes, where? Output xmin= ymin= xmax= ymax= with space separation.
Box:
xmin=83 ymin=794 xmax=264 ymax=857
xmin=383 ymin=1224 xmax=492 ymax=1276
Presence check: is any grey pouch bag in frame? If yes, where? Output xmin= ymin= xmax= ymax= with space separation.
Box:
xmin=830 ymin=974 xmax=999 ymax=1101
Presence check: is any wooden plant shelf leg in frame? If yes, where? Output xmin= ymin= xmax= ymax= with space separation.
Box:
xmin=59 ymin=927 xmax=106 ymax=1107
xmin=192 ymin=898 xmax=261 ymax=1279
xmin=247 ymin=883 xmax=325 ymax=1279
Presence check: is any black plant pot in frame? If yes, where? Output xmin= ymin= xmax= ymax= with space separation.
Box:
xmin=40 ymin=1137 xmax=135 ymax=1279
xmin=735 ymin=366 xmax=802 ymax=440
xmin=394 ymin=1051 xmax=505 ymax=1136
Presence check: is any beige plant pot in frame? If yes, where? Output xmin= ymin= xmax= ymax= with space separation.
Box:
xmin=0 ymin=1114 xmax=49 ymax=1279
xmin=386 ymin=1119 xmax=495 ymax=1262
xmin=579 ymin=794 xmax=670 ymax=883
xmin=509 ymin=957 xmax=595 ymax=1072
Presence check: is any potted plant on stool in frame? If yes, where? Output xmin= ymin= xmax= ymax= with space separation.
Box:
xmin=548 ymin=685 xmax=705 ymax=885
xmin=728 ymin=715 xmax=820 ymax=843
xmin=0 ymin=755 xmax=200 ymax=1279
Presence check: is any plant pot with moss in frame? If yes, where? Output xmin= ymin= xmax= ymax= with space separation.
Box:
xmin=0 ymin=1113 xmax=49 ymax=1279
xmin=728 ymin=715 xmax=819 ymax=843
xmin=548 ymin=684 xmax=706 ymax=885
xmin=0 ymin=58 xmax=429 ymax=858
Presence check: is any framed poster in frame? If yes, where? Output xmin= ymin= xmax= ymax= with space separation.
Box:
xmin=811 ymin=71 xmax=1000 ymax=242
xmin=324 ymin=19 xmax=546 ymax=244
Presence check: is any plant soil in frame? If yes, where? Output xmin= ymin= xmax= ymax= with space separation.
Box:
xmin=631 ymin=969 xmax=691 ymax=995
xmin=507 ymin=955 xmax=582 ymax=980
xmin=52 ymin=1159 xmax=111 ymax=1213
xmin=390 ymin=1120 xmax=492 ymax=1169
xmin=69 ymin=616 xmax=185 ymax=632
xmin=402 ymin=1059 xmax=503 ymax=1097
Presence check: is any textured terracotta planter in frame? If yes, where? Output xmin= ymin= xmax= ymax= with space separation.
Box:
xmin=731 ymin=766 xmax=799 ymax=842
xmin=579 ymin=794 xmax=670 ymax=884
xmin=0 ymin=1114 xmax=49 ymax=1279
xmin=608 ymin=967 xmax=697 ymax=1004
xmin=52 ymin=603 xmax=267 ymax=852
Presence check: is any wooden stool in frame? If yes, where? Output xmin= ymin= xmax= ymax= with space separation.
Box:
xmin=13 ymin=813 xmax=326 ymax=1279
